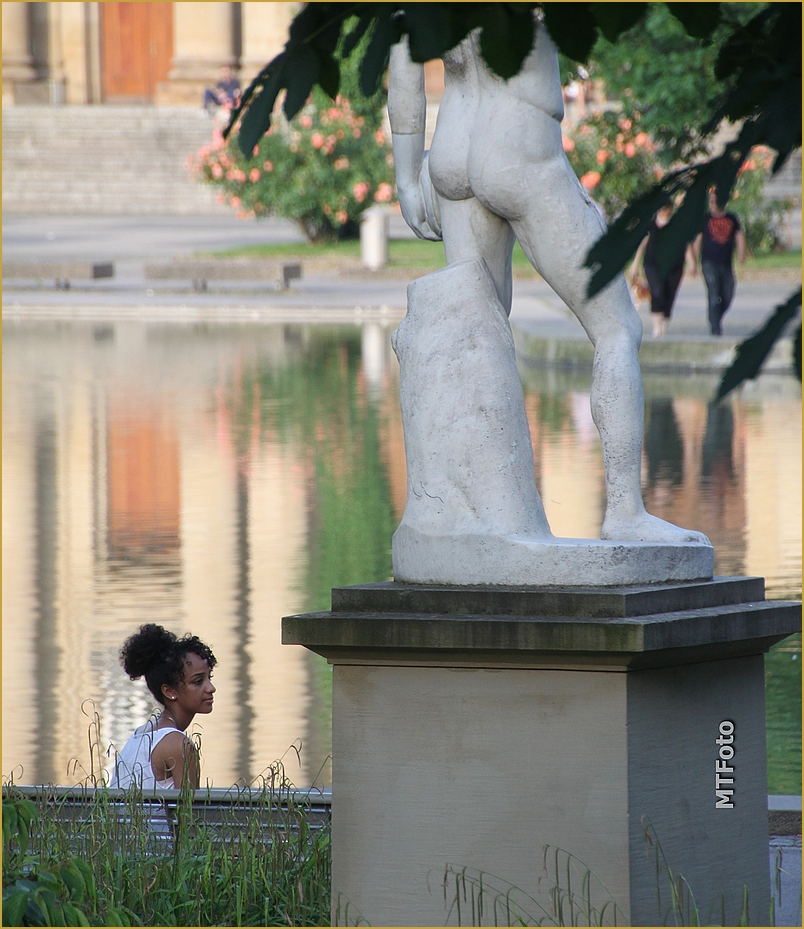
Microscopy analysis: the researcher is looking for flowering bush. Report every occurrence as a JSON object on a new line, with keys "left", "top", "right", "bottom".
{"left": 729, "top": 146, "right": 795, "bottom": 254}
{"left": 189, "top": 61, "right": 396, "bottom": 242}
{"left": 564, "top": 110, "right": 661, "bottom": 221}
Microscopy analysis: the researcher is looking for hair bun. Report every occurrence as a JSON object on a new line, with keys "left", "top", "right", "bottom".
{"left": 120, "top": 623, "right": 177, "bottom": 680}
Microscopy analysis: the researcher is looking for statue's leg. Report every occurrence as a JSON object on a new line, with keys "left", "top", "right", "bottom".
{"left": 438, "top": 196, "right": 516, "bottom": 314}
{"left": 503, "top": 147, "right": 709, "bottom": 544}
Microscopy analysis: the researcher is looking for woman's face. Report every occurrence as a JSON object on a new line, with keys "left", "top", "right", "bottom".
{"left": 172, "top": 651, "right": 216, "bottom": 716}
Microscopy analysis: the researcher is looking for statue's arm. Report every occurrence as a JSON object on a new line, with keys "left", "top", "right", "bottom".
{"left": 388, "top": 38, "right": 441, "bottom": 241}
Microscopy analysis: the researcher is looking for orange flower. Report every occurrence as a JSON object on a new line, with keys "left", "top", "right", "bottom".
{"left": 596, "top": 149, "right": 608, "bottom": 165}
{"left": 624, "top": 143, "right": 636, "bottom": 158}
{"left": 562, "top": 135, "right": 575, "bottom": 152}
{"left": 580, "top": 171, "right": 601, "bottom": 189}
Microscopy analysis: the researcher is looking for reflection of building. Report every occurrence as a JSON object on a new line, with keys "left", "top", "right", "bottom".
{"left": 2, "top": 2, "right": 294, "bottom": 106}
{"left": 2, "top": 322, "right": 313, "bottom": 787}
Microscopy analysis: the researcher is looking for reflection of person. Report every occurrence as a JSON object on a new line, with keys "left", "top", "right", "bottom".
{"left": 203, "top": 64, "right": 241, "bottom": 112}
{"left": 693, "top": 190, "right": 746, "bottom": 336}
{"left": 630, "top": 205, "right": 696, "bottom": 338}
{"left": 388, "top": 23, "right": 708, "bottom": 545}
{"left": 109, "top": 624, "right": 217, "bottom": 790}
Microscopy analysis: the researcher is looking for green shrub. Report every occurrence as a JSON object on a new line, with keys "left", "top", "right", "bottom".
{"left": 564, "top": 109, "right": 662, "bottom": 221}
{"left": 189, "top": 32, "right": 396, "bottom": 243}
{"left": 729, "top": 146, "right": 795, "bottom": 255}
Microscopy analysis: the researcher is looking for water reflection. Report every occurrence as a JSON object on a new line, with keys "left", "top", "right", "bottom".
{"left": 2, "top": 319, "right": 800, "bottom": 792}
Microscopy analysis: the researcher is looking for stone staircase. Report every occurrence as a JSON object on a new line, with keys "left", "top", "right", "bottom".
{"left": 3, "top": 106, "right": 230, "bottom": 215}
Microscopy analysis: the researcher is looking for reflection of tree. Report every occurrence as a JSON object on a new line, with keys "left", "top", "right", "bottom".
{"left": 220, "top": 327, "right": 397, "bottom": 786}
{"left": 238, "top": 328, "right": 397, "bottom": 613}
{"left": 701, "top": 402, "right": 735, "bottom": 484}
{"left": 644, "top": 398, "right": 684, "bottom": 489}
{"left": 765, "top": 634, "right": 802, "bottom": 795}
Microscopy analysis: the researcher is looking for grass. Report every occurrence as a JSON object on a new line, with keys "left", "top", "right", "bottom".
{"left": 202, "top": 237, "right": 801, "bottom": 278}
{"left": 2, "top": 770, "right": 331, "bottom": 927}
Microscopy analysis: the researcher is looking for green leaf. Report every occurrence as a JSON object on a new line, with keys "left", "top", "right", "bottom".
{"left": 2, "top": 888, "right": 30, "bottom": 926}
{"left": 714, "top": 289, "right": 802, "bottom": 402}
{"left": 282, "top": 43, "right": 320, "bottom": 119}
{"left": 590, "top": 2, "right": 648, "bottom": 43}
{"left": 3, "top": 803, "right": 18, "bottom": 846}
{"left": 317, "top": 52, "right": 341, "bottom": 100}
{"left": 359, "top": 13, "right": 395, "bottom": 97}
{"left": 60, "top": 903, "right": 90, "bottom": 927}
{"left": 104, "top": 908, "right": 130, "bottom": 927}
{"left": 403, "top": 2, "right": 461, "bottom": 63}
{"left": 666, "top": 2, "right": 721, "bottom": 41}
{"left": 58, "top": 862, "right": 87, "bottom": 904}
{"left": 474, "top": 4, "right": 535, "bottom": 80}
{"left": 341, "top": 13, "right": 373, "bottom": 60}
{"left": 238, "top": 56, "right": 287, "bottom": 157}
{"left": 541, "top": 3, "right": 598, "bottom": 63}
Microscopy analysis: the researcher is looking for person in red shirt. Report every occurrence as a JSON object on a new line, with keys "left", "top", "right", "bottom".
{"left": 693, "top": 189, "right": 747, "bottom": 336}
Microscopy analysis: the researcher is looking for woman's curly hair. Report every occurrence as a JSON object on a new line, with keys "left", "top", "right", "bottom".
{"left": 120, "top": 623, "right": 217, "bottom": 705}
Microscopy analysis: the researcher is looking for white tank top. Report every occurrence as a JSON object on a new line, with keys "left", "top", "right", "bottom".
{"left": 109, "top": 720, "right": 182, "bottom": 790}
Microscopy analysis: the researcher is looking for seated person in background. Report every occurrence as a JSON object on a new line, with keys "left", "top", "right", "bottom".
{"left": 109, "top": 624, "right": 217, "bottom": 791}
{"left": 203, "top": 64, "right": 241, "bottom": 113}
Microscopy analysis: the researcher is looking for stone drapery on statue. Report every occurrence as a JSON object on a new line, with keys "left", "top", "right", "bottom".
{"left": 387, "top": 20, "right": 713, "bottom": 586}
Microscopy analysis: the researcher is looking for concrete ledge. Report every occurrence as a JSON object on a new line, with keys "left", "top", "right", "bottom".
{"left": 3, "top": 260, "right": 114, "bottom": 289}
{"left": 144, "top": 258, "right": 302, "bottom": 291}
{"left": 332, "top": 576, "right": 765, "bottom": 618}
{"left": 283, "top": 580, "right": 801, "bottom": 670}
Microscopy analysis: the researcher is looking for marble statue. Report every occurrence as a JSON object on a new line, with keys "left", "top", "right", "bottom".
{"left": 387, "top": 20, "right": 713, "bottom": 586}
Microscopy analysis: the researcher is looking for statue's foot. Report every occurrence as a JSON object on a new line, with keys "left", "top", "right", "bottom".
{"left": 601, "top": 511, "right": 711, "bottom": 546}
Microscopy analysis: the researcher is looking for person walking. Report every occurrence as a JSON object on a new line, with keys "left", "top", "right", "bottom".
{"left": 693, "top": 189, "right": 746, "bottom": 336}
{"left": 630, "top": 205, "right": 696, "bottom": 338}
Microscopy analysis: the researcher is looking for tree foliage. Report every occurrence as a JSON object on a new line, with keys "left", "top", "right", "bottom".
{"left": 226, "top": 2, "right": 801, "bottom": 398}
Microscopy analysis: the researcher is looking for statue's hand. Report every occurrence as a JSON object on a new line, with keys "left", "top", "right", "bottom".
{"left": 398, "top": 183, "right": 442, "bottom": 242}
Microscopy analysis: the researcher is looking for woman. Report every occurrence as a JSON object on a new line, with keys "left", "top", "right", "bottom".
{"left": 630, "top": 205, "right": 695, "bottom": 338}
{"left": 109, "top": 624, "right": 216, "bottom": 791}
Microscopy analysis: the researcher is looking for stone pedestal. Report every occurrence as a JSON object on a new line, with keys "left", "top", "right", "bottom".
{"left": 283, "top": 578, "right": 800, "bottom": 926}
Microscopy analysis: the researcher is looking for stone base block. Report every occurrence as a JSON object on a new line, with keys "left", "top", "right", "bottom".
{"left": 283, "top": 579, "right": 801, "bottom": 926}
{"left": 393, "top": 524, "right": 714, "bottom": 587}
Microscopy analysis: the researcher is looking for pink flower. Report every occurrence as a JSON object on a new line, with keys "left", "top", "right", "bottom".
{"left": 352, "top": 129, "right": 361, "bottom": 139}
{"left": 334, "top": 157, "right": 350, "bottom": 170}
{"left": 311, "top": 132, "right": 325, "bottom": 149}
{"left": 212, "top": 163, "right": 223, "bottom": 179}
{"left": 328, "top": 108, "right": 342, "bottom": 120}
{"left": 580, "top": 171, "right": 601, "bottom": 189}
{"left": 374, "top": 182, "right": 393, "bottom": 203}
{"left": 624, "top": 143, "right": 636, "bottom": 158}
{"left": 352, "top": 181, "right": 369, "bottom": 203}
{"left": 618, "top": 118, "right": 632, "bottom": 131}
{"left": 300, "top": 115, "right": 313, "bottom": 128}
{"left": 226, "top": 169, "right": 237, "bottom": 180}
{"left": 263, "top": 160, "right": 273, "bottom": 172}
{"left": 374, "top": 129, "right": 386, "bottom": 145}
{"left": 252, "top": 145, "right": 259, "bottom": 156}
{"left": 562, "top": 135, "right": 575, "bottom": 152}
{"left": 634, "top": 132, "right": 649, "bottom": 147}
{"left": 335, "top": 209, "right": 348, "bottom": 224}
{"left": 234, "top": 169, "right": 246, "bottom": 182}
{"left": 230, "top": 196, "right": 241, "bottom": 208}
{"left": 596, "top": 149, "right": 608, "bottom": 165}
{"left": 249, "top": 168, "right": 261, "bottom": 182}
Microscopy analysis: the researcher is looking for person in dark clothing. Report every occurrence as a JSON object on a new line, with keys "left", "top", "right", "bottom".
{"left": 203, "top": 65, "right": 241, "bottom": 112}
{"left": 629, "top": 205, "right": 695, "bottom": 338}
{"left": 693, "top": 189, "right": 746, "bottom": 336}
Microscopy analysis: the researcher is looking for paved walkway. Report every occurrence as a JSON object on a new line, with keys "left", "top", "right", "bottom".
{"left": 3, "top": 213, "right": 800, "bottom": 348}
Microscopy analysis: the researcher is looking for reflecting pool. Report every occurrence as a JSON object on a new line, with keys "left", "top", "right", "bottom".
{"left": 3, "top": 318, "right": 801, "bottom": 793}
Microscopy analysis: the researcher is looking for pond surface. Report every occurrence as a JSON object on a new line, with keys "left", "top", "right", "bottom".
{"left": 2, "top": 318, "right": 800, "bottom": 793}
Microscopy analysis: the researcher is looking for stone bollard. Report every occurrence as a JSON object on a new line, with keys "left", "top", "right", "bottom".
{"left": 360, "top": 206, "right": 389, "bottom": 270}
